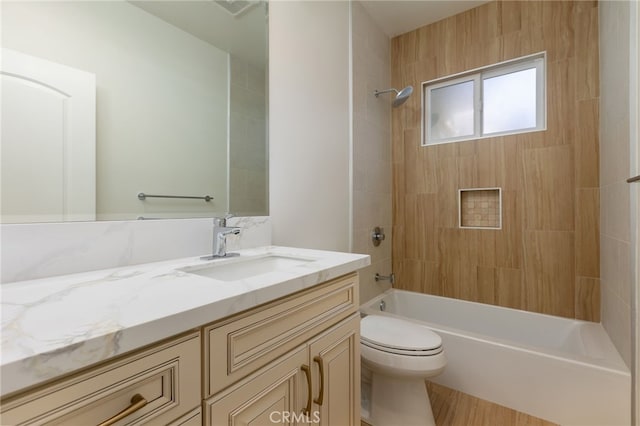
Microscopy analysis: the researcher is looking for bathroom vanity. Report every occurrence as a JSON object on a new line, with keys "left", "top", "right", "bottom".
{"left": 0, "top": 246, "right": 369, "bottom": 425}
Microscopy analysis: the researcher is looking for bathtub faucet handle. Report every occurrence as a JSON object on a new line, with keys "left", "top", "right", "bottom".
{"left": 372, "top": 227, "right": 386, "bottom": 246}
{"left": 375, "top": 272, "right": 395, "bottom": 285}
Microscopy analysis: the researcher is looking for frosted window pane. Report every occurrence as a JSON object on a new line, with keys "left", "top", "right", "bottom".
{"left": 483, "top": 68, "right": 537, "bottom": 134}
{"left": 429, "top": 80, "right": 474, "bottom": 141}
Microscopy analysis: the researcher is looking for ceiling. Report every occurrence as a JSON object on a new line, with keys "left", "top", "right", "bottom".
{"left": 131, "top": 1, "right": 488, "bottom": 67}
{"left": 131, "top": 1, "right": 267, "bottom": 68}
{"left": 360, "top": 0, "right": 490, "bottom": 38}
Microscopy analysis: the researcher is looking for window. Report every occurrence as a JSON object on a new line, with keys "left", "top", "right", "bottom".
{"left": 422, "top": 53, "right": 545, "bottom": 146}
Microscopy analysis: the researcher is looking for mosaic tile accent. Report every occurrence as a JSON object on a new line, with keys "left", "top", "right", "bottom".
{"left": 460, "top": 189, "right": 501, "bottom": 228}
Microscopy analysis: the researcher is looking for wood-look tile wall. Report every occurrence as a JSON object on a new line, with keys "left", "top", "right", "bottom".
{"left": 391, "top": 0, "right": 600, "bottom": 320}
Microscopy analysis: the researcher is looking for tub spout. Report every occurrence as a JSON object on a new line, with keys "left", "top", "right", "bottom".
{"left": 379, "top": 300, "right": 386, "bottom": 311}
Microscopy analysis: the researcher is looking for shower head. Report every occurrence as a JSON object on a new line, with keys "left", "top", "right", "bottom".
{"left": 374, "top": 85, "right": 413, "bottom": 107}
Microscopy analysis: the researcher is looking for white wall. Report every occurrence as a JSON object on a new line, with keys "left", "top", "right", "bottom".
{"left": 2, "top": 2, "right": 229, "bottom": 220}
{"left": 351, "top": 2, "right": 393, "bottom": 303}
{"left": 269, "top": 0, "right": 351, "bottom": 252}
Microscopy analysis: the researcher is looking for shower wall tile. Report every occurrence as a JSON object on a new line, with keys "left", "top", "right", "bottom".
{"left": 501, "top": 139, "right": 523, "bottom": 192}
{"left": 546, "top": 59, "right": 577, "bottom": 145}
{"left": 422, "top": 261, "right": 442, "bottom": 295}
{"left": 602, "top": 286, "right": 632, "bottom": 367}
{"left": 352, "top": 1, "right": 393, "bottom": 304}
{"left": 601, "top": 234, "right": 631, "bottom": 305}
{"left": 478, "top": 1, "right": 501, "bottom": 41}
{"left": 501, "top": 1, "right": 522, "bottom": 34}
{"left": 575, "top": 188, "right": 600, "bottom": 278}
{"left": 599, "top": 0, "right": 632, "bottom": 366}
{"left": 458, "top": 156, "right": 479, "bottom": 189}
{"left": 477, "top": 230, "right": 497, "bottom": 268}
{"left": 403, "top": 129, "right": 436, "bottom": 194}
{"left": 495, "top": 190, "right": 522, "bottom": 269}
{"left": 229, "top": 55, "right": 267, "bottom": 216}
{"left": 402, "top": 259, "right": 423, "bottom": 291}
{"left": 574, "top": 2, "right": 599, "bottom": 101}
{"left": 476, "top": 139, "right": 499, "bottom": 188}
{"left": 575, "top": 99, "right": 600, "bottom": 189}
{"left": 496, "top": 267, "right": 524, "bottom": 310}
{"left": 435, "top": 157, "right": 460, "bottom": 229}
{"left": 522, "top": 145, "right": 575, "bottom": 231}
{"left": 476, "top": 266, "right": 497, "bottom": 305}
{"left": 542, "top": 1, "right": 575, "bottom": 62}
{"left": 392, "top": 225, "right": 404, "bottom": 267}
{"left": 502, "top": 26, "right": 545, "bottom": 62}
{"left": 575, "top": 277, "right": 600, "bottom": 322}
{"left": 604, "top": 181, "right": 631, "bottom": 242}
{"left": 392, "top": 167, "right": 406, "bottom": 222}
{"left": 523, "top": 230, "right": 575, "bottom": 318}
{"left": 392, "top": 0, "right": 599, "bottom": 320}
{"left": 403, "top": 194, "right": 423, "bottom": 259}
{"left": 419, "top": 193, "right": 439, "bottom": 262}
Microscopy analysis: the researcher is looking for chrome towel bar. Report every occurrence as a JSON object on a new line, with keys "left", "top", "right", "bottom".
{"left": 627, "top": 175, "right": 640, "bottom": 183}
{"left": 137, "top": 192, "right": 213, "bottom": 202}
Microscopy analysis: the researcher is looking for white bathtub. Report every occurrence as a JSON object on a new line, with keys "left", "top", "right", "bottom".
{"left": 360, "top": 289, "right": 631, "bottom": 426}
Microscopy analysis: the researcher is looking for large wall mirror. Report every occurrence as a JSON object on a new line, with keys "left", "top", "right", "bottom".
{"left": 1, "top": 0, "right": 268, "bottom": 223}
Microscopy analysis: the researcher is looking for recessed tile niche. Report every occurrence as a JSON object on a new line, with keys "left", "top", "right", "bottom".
{"left": 459, "top": 188, "right": 502, "bottom": 229}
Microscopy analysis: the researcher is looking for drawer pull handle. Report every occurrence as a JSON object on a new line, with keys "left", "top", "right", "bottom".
{"left": 97, "top": 393, "right": 148, "bottom": 426}
{"left": 301, "top": 364, "right": 312, "bottom": 415}
{"left": 313, "top": 356, "right": 324, "bottom": 406}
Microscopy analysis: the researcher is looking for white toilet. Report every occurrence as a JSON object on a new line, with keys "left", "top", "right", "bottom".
{"left": 360, "top": 315, "right": 446, "bottom": 426}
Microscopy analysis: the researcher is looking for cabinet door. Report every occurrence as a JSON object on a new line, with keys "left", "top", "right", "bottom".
{"left": 168, "top": 408, "right": 201, "bottom": 426}
{"left": 308, "top": 314, "right": 360, "bottom": 426}
{"left": 205, "top": 345, "right": 310, "bottom": 426}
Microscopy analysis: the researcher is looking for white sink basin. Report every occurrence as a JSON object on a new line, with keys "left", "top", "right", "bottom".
{"left": 182, "top": 255, "right": 316, "bottom": 282}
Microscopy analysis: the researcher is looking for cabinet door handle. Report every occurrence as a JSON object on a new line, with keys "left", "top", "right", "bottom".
{"left": 97, "top": 393, "right": 148, "bottom": 426}
{"left": 301, "top": 364, "right": 312, "bottom": 415}
{"left": 313, "top": 356, "right": 324, "bottom": 406}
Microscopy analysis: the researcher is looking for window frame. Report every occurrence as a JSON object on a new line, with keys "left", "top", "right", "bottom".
{"left": 421, "top": 52, "right": 546, "bottom": 146}
{"left": 425, "top": 74, "right": 481, "bottom": 144}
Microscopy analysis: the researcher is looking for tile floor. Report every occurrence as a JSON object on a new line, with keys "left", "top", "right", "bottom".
{"left": 361, "top": 381, "right": 557, "bottom": 426}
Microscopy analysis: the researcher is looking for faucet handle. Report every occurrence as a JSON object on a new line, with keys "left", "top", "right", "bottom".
{"left": 213, "top": 213, "right": 234, "bottom": 227}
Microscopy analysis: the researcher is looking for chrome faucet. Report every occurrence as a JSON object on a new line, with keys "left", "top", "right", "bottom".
{"left": 201, "top": 215, "right": 241, "bottom": 260}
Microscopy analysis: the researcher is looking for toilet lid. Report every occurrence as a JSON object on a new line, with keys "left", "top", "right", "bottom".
{"left": 361, "top": 315, "right": 442, "bottom": 352}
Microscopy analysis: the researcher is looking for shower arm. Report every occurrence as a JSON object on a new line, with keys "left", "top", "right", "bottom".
{"left": 374, "top": 88, "right": 399, "bottom": 97}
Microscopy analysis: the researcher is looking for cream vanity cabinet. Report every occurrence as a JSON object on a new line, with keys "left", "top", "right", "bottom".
{"left": 1, "top": 273, "right": 360, "bottom": 426}
{"left": 0, "top": 333, "right": 202, "bottom": 425}
{"left": 203, "top": 273, "right": 360, "bottom": 426}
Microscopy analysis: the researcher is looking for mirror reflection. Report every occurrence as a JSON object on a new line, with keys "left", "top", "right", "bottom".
{"left": 1, "top": 0, "right": 268, "bottom": 223}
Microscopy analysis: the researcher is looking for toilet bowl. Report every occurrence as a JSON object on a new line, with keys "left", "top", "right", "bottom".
{"left": 360, "top": 315, "right": 446, "bottom": 426}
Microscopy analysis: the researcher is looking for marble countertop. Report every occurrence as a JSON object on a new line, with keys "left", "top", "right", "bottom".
{"left": 1, "top": 246, "right": 370, "bottom": 397}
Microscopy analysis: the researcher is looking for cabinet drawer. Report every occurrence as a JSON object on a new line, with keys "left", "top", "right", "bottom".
{"left": 1, "top": 332, "right": 201, "bottom": 425}
{"left": 204, "top": 273, "right": 358, "bottom": 396}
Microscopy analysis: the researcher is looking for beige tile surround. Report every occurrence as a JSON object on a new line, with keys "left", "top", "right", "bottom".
{"left": 391, "top": 1, "right": 601, "bottom": 321}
